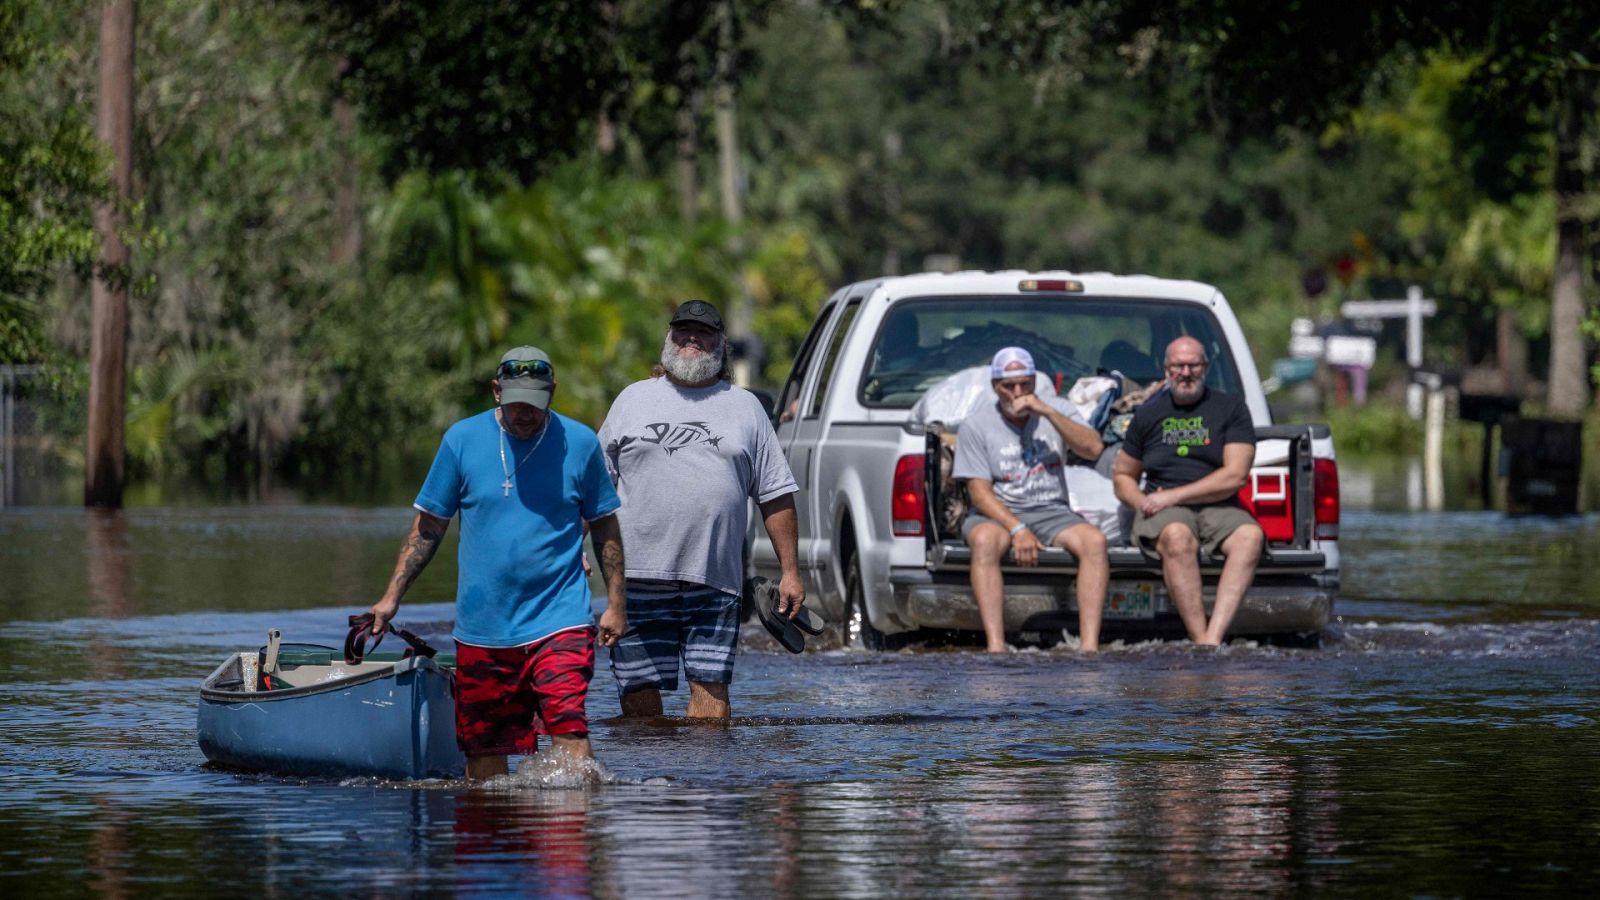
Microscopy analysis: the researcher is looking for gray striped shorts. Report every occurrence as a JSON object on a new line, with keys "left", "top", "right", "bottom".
{"left": 608, "top": 578, "right": 740, "bottom": 695}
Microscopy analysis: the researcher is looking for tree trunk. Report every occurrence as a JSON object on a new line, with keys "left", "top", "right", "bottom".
{"left": 714, "top": 0, "right": 755, "bottom": 385}
{"left": 86, "top": 0, "right": 135, "bottom": 509}
{"left": 331, "top": 58, "right": 361, "bottom": 268}
{"left": 715, "top": 3, "right": 741, "bottom": 229}
{"left": 1496, "top": 306, "right": 1527, "bottom": 397}
{"left": 714, "top": 77, "right": 740, "bottom": 226}
{"left": 1548, "top": 68, "right": 1591, "bottom": 418}
{"left": 675, "top": 90, "right": 700, "bottom": 224}
{"left": 332, "top": 93, "right": 361, "bottom": 267}
{"left": 596, "top": 1, "right": 619, "bottom": 156}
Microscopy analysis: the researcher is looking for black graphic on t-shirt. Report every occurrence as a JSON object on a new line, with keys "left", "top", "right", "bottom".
{"left": 638, "top": 421, "right": 723, "bottom": 455}
{"left": 1125, "top": 387, "right": 1254, "bottom": 489}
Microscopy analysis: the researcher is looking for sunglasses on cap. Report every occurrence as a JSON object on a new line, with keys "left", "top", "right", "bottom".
{"left": 497, "top": 359, "right": 554, "bottom": 381}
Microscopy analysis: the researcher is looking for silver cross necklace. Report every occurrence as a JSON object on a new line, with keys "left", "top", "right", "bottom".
{"left": 497, "top": 411, "right": 548, "bottom": 497}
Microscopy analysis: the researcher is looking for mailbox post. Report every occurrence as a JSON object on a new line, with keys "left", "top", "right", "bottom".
{"left": 1342, "top": 286, "right": 1438, "bottom": 418}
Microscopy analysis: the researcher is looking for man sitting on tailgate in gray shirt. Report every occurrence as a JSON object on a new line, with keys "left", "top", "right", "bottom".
{"left": 954, "top": 347, "right": 1109, "bottom": 653}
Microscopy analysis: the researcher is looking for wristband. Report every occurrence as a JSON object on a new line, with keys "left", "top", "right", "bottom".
{"left": 1008, "top": 522, "right": 1028, "bottom": 536}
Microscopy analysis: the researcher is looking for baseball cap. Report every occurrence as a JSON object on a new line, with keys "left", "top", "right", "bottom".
{"left": 496, "top": 346, "right": 554, "bottom": 410}
{"left": 990, "top": 346, "right": 1036, "bottom": 380}
{"left": 670, "top": 299, "right": 724, "bottom": 332}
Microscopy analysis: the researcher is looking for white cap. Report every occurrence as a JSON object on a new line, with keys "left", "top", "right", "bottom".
{"left": 990, "top": 346, "right": 1036, "bottom": 380}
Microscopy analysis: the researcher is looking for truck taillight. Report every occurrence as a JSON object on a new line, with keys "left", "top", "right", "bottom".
{"left": 892, "top": 454, "right": 925, "bottom": 537}
{"left": 1313, "top": 457, "right": 1340, "bottom": 540}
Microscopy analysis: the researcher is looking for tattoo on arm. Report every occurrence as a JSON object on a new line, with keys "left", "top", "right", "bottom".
{"left": 392, "top": 517, "right": 447, "bottom": 593}
{"left": 599, "top": 538, "right": 624, "bottom": 585}
{"left": 589, "top": 516, "right": 625, "bottom": 586}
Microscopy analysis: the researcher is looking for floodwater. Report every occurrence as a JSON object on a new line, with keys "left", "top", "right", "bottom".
{"left": 3, "top": 470, "right": 1600, "bottom": 896}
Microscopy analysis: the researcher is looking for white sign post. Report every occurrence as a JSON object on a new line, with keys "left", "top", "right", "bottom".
{"left": 1341, "top": 285, "right": 1438, "bottom": 418}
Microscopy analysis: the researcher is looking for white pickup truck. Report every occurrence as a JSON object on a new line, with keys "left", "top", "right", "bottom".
{"left": 747, "top": 271, "right": 1340, "bottom": 648}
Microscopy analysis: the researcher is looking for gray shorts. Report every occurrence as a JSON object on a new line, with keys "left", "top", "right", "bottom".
{"left": 963, "top": 507, "right": 1089, "bottom": 546}
{"left": 1131, "top": 502, "right": 1258, "bottom": 558}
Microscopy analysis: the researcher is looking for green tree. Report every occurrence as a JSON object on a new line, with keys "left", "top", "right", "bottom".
{"left": 295, "top": 0, "right": 620, "bottom": 183}
{"left": 1353, "top": 55, "right": 1555, "bottom": 389}
{"left": 733, "top": 1, "right": 1407, "bottom": 369}
{"left": 1108, "top": 0, "right": 1600, "bottom": 413}
{"left": 371, "top": 159, "right": 834, "bottom": 425}
{"left": 0, "top": 0, "right": 103, "bottom": 364}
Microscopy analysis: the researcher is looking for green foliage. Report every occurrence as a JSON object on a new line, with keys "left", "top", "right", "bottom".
{"left": 1329, "top": 398, "right": 1493, "bottom": 458}
{"left": 1101, "top": 0, "right": 1600, "bottom": 405}
{"left": 0, "top": 0, "right": 103, "bottom": 364}
{"left": 1324, "top": 401, "right": 1426, "bottom": 455}
{"left": 11, "top": 0, "right": 447, "bottom": 485}
{"left": 5, "top": 0, "right": 1595, "bottom": 496}
{"left": 1353, "top": 55, "right": 1556, "bottom": 350}
{"left": 372, "top": 160, "right": 834, "bottom": 427}
{"left": 109, "top": 0, "right": 359, "bottom": 480}
{"left": 736, "top": 1, "right": 1408, "bottom": 369}
{"left": 1588, "top": 309, "right": 1600, "bottom": 389}
{"left": 299, "top": 0, "right": 619, "bottom": 183}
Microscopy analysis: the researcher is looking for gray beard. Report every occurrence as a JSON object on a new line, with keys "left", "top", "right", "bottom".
{"left": 660, "top": 335, "right": 723, "bottom": 384}
{"left": 1170, "top": 382, "right": 1204, "bottom": 404}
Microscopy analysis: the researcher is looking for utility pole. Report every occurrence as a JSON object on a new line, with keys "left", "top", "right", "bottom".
{"left": 86, "top": 0, "right": 135, "bottom": 508}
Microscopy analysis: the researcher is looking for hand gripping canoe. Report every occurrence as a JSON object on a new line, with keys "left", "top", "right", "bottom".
{"left": 344, "top": 613, "right": 440, "bottom": 665}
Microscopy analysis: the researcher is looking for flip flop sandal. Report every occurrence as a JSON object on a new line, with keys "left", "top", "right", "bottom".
{"left": 747, "top": 576, "right": 805, "bottom": 654}
{"left": 792, "top": 602, "right": 825, "bottom": 636}
{"left": 745, "top": 577, "right": 826, "bottom": 636}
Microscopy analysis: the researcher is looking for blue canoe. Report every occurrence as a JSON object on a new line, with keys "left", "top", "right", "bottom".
{"left": 197, "top": 644, "right": 465, "bottom": 780}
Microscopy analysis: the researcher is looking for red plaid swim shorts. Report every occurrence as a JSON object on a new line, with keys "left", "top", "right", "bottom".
{"left": 454, "top": 627, "right": 595, "bottom": 757}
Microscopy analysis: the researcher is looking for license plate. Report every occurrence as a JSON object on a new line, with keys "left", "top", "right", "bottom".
{"left": 1105, "top": 582, "right": 1156, "bottom": 620}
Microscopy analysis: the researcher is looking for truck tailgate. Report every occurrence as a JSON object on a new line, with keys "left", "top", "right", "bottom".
{"left": 926, "top": 422, "right": 1329, "bottom": 573}
{"left": 930, "top": 542, "right": 1326, "bottom": 575}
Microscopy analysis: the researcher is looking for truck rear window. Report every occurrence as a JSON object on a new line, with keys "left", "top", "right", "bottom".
{"left": 858, "top": 295, "right": 1245, "bottom": 408}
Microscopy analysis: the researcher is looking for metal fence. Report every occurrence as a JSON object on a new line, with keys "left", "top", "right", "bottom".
{"left": 1, "top": 365, "right": 43, "bottom": 507}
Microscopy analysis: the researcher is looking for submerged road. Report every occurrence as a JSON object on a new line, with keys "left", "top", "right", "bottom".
{"left": 2, "top": 505, "right": 1598, "bottom": 895}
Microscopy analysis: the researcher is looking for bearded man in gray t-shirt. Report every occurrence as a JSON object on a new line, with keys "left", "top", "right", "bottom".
{"left": 597, "top": 299, "right": 803, "bottom": 719}
{"left": 953, "top": 347, "right": 1110, "bottom": 653}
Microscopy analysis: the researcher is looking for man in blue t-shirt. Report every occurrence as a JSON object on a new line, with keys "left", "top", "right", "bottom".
{"left": 1112, "top": 336, "right": 1263, "bottom": 646}
{"left": 366, "top": 346, "right": 626, "bottom": 779}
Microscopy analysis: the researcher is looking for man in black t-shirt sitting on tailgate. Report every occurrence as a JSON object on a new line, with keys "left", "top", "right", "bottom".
{"left": 1112, "top": 336, "right": 1264, "bottom": 646}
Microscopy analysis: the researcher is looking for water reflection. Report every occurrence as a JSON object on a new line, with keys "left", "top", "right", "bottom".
{"left": 86, "top": 509, "right": 131, "bottom": 618}
{"left": 1340, "top": 449, "right": 1598, "bottom": 514}
{"left": 90, "top": 796, "right": 131, "bottom": 900}
{"left": 454, "top": 790, "right": 595, "bottom": 897}
{"left": 759, "top": 754, "right": 1343, "bottom": 895}
{"left": 87, "top": 509, "right": 131, "bottom": 683}
{"left": 1134, "top": 759, "right": 1301, "bottom": 894}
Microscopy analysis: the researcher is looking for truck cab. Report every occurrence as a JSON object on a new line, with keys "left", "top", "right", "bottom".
{"left": 748, "top": 271, "right": 1340, "bottom": 648}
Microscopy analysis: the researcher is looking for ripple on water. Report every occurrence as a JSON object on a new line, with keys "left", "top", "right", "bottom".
{"left": 3, "top": 505, "right": 1600, "bottom": 894}
{"left": 1327, "top": 618, "right": 1600, "bottom": 656}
